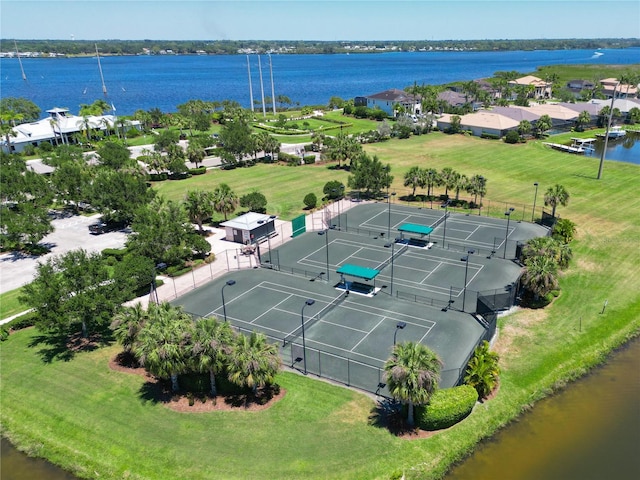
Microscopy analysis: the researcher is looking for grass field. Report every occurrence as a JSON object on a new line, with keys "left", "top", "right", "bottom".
{"left": 1, "top": 131, "right": 639, "bottom": 479}
{"left": 0, "top": 288, "right": 28, "bottom": 320}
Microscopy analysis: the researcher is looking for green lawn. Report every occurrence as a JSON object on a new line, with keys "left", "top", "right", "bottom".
{"left": 2, "top": 131, "right": 639, "bottom": 479}
{"left": 0, "top": 288, "right": 28, "bottom": 320}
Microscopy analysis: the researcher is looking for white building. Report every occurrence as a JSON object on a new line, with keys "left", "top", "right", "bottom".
{"left": 1, "top": 107, "right": 141, "bottom": 154}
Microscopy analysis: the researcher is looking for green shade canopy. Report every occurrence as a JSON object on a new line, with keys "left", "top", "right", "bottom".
{"left": 398, "top": 223, "right": 434, "bottom": 236}
{"left": 336, "top": 264, "right": 380, "bottom": 281}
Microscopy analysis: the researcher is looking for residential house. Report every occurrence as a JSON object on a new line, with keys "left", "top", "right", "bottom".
{"left": 566, "top": 79, "right": 596, "bottom": 98}
{"left": 508, "top": 75, "right": 553, "bottom": 100}
{"left": 364, "top": 89, "right": 421, "bottom": 117}
{"left": 599, "top": 78, "right": 638, "bottom": 99}
{"left": 0, "top": 107, "right": 142, "bottom": 154}
{"left": 436, "top": 112, "right": 519, "bottom": 138}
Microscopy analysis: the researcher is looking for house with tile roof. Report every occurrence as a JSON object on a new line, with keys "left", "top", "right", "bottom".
{"left": 436, "top": 111, "right": 520, "bottom": 138}
{"left": 599, "top": 78, "right": 638, "bottom": 99}
{"left": 508, "top": 75, "right": 552, "bottom": 100}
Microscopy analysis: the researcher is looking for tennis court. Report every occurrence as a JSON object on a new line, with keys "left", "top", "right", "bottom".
{"left": 175, "top": 267, "right": 485, "bottom": 392}
{"left": 336, "top": 202, "right": 548, "bottom": 258}
{"left": 173, "top": 202, "right": 547, "bottom": 395}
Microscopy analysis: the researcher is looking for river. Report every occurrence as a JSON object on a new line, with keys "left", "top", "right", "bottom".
{"left": 3, "top": 337, "right": 638, "bottom": 479}
{"left": 1, "top": 48, "right": 638, "bottom": 116}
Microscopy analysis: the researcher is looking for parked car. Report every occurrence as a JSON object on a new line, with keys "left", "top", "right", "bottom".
{"left": 88, "top": 221, "right": 126, "bottom": 235}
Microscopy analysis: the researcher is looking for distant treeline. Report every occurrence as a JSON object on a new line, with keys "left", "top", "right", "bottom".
{"left": 4, "top": 38, "right": 640, "bottom": 56}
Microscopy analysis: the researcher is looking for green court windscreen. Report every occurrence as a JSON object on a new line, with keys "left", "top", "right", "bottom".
{"left": 292, "top": 214, "right": 306, "bottom": 238}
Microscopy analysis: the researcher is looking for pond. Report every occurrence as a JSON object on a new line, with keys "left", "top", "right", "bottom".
{"left": 445, "top": 337, "right": 640, "bottom": 480}
{"left": 584, "top": 130, "right": 640, "bottom": 165}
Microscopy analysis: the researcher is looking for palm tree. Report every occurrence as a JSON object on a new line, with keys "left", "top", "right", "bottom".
{"left": 227, "top": 331, "right": 281, "bottom": 394}
{"left": 522, "top": 255, "right": 558, "bottom": 300}
{"left": 384, "top": 341, "right": 442, "bottom": 427}
{"left": 466, "top": 174, "right": 487, "bottom": 207}
{"left": 191, "top": 317, "right": 235, "bottom": 396}
{"left": 186, "top": 141, "right": 206, "bottom": 168}
{"left": 534, "top": 114, "right": 552, "bottom": 138}
{"left": 0, "top": 110, "right": 22, "bottom": 153}
{"left": 424, "top": 168, "right": 439, "bottom": 198}
{"left": 575, "top": 110, "right": 592, "bottom": 132}
{"left": 184, "top": 189, "right": 215, "bottom": 232}
{"left": 552, "top": 218, "right": 576, "bottom": 244}
{"left": 133, "top": 303, "right": 194, "bottom": 392}
{"left": 110, "top": 303, "right": 148, "bottom": 355}
{"left": 439, "top": 167, "right": 457, "bottom": 199}
{"left": 453, "top": 173, "right": 468, "bottom": 201}
{"left": 213, "top": 183, "right": 239, "bottom": 221}
{"left": 464, "top": 340, "right": 500, "bottom": 399}
{"left": 403, "top": 166, "right": 426, "bottom": 198}
{"left": 544, "top": 184, "right": 570, "bottom": 218}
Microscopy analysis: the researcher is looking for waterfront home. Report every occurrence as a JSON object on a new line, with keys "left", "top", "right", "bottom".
{"left": 362, "top": 88, "right": 421, "bottom": 117}
{"left": 508, "top": 75, "right": 553, "bottom": 100}
{"left": 0, "top": 107, "right": 142, "bottom": 154}
{"left": 437, "top": 111, "right": 519, "bottom": 138}
{"left": 599, "top": 77, "right": 639, "bottom": 99}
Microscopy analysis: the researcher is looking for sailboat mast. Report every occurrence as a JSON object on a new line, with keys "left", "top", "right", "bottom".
{"left": 247, "top": 55, "right": 254, "bottom": 112}
{"left": 15, "top": 40, "right": 27, "bottom": 81}
{"left": 258, "top": 55, "right": 266, "bottom": 118}
{"left": 268, "top": 53, "right": 276, "bottom": 115}
{"left": 95, "top": 43, "right": 108, "bottom": 96}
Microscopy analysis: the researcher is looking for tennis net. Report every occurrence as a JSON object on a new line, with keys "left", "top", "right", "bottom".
{"left": 430, "top": 211, "right": 450, "bottom": 229}
{"left": 375, "top": 243, "right": 408, "bottom": 271}
{"left": 283, "top": 291, "right": 348, "bottom": 345}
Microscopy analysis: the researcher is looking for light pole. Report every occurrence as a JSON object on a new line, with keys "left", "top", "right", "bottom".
{"left": 385, "top": 241, "right": 396, "bottom": 295}
{"left": 477, "top": 175, "right": 485, "bottom": 216}
{"left": 441, "top": 200, "right": 450, "bottom": 247}
{"left": 318, "top": 228, "right": 331, "bottom": 283}
{"left": 461, "top": 249, "right": 475, "bottom": 312}
{"left": 387, "top": 191, "right": 396, "bottom": 238}
{"left": 503, "top": 207, "right": 514, "bottom": 259}
{"left": 301, "top": 298, "right": 315, "bottom": 374}
{"left": 393, "top": 321, "right": 406, "bottom": 345}
{"left": 221, "top": 279, "right": 236, "bottom": 322}
{"left": 532, "top": 182, "right": 539, "bottom": 223}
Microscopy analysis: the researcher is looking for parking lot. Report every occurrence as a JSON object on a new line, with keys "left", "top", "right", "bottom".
{"left": 0, "top": 213, "right": 128, "bottom": 294}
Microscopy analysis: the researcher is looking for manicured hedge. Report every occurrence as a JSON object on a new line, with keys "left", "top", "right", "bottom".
{"left": 417, "top": 385, "right": 478, "bottom": 431}
{"left": 102, "top": 248, "right": 128, "bottom": 260}
{"left": 189, "top": 167, "right": 207, "bottom": 175}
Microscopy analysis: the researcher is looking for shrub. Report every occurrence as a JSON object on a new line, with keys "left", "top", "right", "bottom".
{"left": 102, "top": 248, "right": 128, "bottom": 261}
{"left": 189, "top": 167, "right": 207, "bottom": 175}
{"left": 302, "top": 155, "right": 316, "bottom": 164}
{"left": 481, "top": 132, "right": 500, "bottom": 140}
{"left": 149, "top": 172, "right": 168, "bottom": 181}
{"left": 0, "top": 327, "right": 9, "bottom": 341}
{"left": 5, "top": 311, "right": 37, "bottom": 331}
{"left": 166, "top": 264, "right": 192, "bottom": 277}
{"left": 303, "top": 192, "right": 317, "bottom": 209}
{"left": 504, "top": 130, "right": 521, "bottom": 144}
{"left": 417, "top": 385, "right": 478, "bottom": 431}
{"left": 204, "top": 253, "right": 216, "bottom": 264}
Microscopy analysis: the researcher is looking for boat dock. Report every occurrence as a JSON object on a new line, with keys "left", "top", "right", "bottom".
{"left": 544, "top": 138, "right": 595, "bottom": 154}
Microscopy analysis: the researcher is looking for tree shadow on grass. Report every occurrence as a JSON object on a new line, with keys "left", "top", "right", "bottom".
{"left": 368, "top": 398, "right": 420, "bottom": 437}
{"left": 138, "top": 379, "right": 174, "bottom": 405}
{"left": 27, "top": 330, "right": 105, "bottom": 363}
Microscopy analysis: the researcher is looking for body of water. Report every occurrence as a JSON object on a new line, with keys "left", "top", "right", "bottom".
{"left": 445, "top": 337, "right": 640, "bottom": 480}
{"left": 585, "top": 132, "right": 640, "bottom": 165}
{"left": 2, "top": 48, "right": 639, "bottom": 116}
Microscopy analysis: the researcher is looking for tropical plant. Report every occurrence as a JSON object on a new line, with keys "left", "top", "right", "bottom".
{"left": 464, "top": 340, "right": 500, "bottom": 399}
{"left": 184, "top": 189, "right": 215, "bottom": 232}
{"left": 552, "top": 218, "right": 577, "bottom": 244}
{"left": 534, "top": 114, "right": 553, "bottom": 138}
{"left": 191, "top": 317, "right": 235, "bottom": 396}
{"left": 110, "top": 303, "right": 148, "bottom": 354}
{"left": 227, "top": 331, "right": 281, "bottom": 394}
{"left": 521, "top": 255, "right": 559, "bottom": 300}
{"left": 384, "top": 341, "right": 442, "bottom": 427}
{"left": 133, "top": 303, "right": 194, "bottom": 392}
{"left": 544, "top": 184, "right": 570, "bottom": 218}
{"left": 439, "top": 167, "right": 457, "bottom": 198}
{"left": 403, "top": 166, "right": 426, "bottom": 198}
{"left": 212, "top": 183, "right": 239, "bottom": 221}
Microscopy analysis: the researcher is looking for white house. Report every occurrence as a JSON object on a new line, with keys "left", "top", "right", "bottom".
{"left": 364, "top": 89, "right": 421, "bottom": 116}
{"left": 508, "top": 75, "right": 553, "bottom": 100}
{"left": 1, "top": 107, "right": 142, "bottom": 154}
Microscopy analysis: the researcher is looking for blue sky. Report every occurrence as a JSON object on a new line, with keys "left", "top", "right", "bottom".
{"left": 2, "top": 0, "right": 639, "bottom": 41}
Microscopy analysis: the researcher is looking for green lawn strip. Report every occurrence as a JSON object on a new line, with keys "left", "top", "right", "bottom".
{"left": 0, "top": 288, "right": 29, "bottom": 319}
{"left": 153, "top": 162, "right": 350, "bottom": 220}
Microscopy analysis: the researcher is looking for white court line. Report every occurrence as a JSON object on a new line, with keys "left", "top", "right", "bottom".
{"left": 255, "top": 295, "right": 294, "bottom": 324}
{"left": 351, "top": 315, "right": 388, "bottom": 351}
{"left": 464, "top": 225, "right": 482, "bottom": 241}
